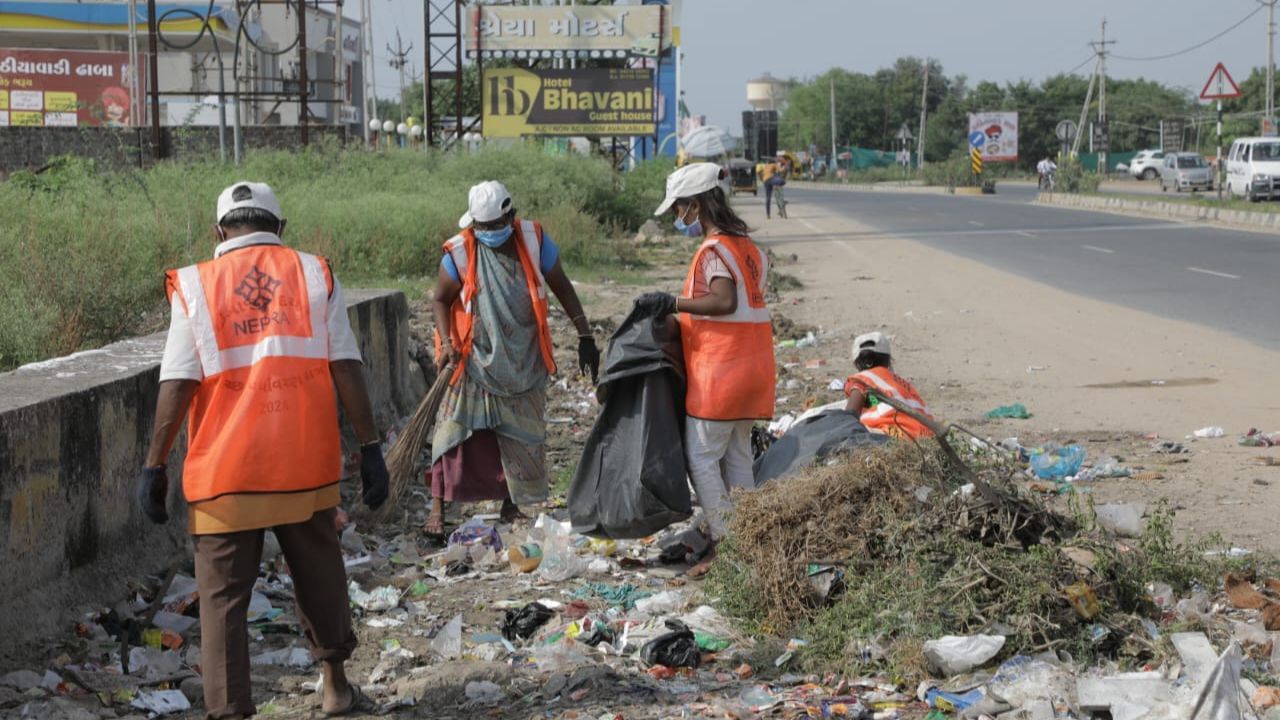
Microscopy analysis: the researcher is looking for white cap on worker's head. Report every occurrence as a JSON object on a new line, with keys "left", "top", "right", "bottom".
{"left": 216, "top": 181, "right": 282, "bottom": 224}
{"left": 654, "top": 162, "right": 726, "bottom": 216}
{"left": 458, "top": 180, "right": 514, "bottom": 228}
{"left": 852, "top": 331, "right": 891, "bottom": 361}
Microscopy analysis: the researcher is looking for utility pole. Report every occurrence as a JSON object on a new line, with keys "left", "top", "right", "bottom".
{"left": 917, "top": 58, "right": 929, "bottom": 168}
{"left": 1090, "top": 20, "right": 1115, "bottom": 174}
{"left": 1266, "top": 0, "right": 1278, "bottom": 132}
{"left": 387, "top": 30, "right": 412, "bottom": 121}
{"left": 1072, "top": 60, "right": 1098, "bottom": 157}
{"left": 829, "top": 75, "right": 837, "bottom": 172}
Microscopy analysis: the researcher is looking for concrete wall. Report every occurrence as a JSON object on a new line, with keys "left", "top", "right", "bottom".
{"left": 0, "top": 289, "right": 425, "bottom": 667}
{"left": 0, "top": 125, "right": 351, "bottom": 175}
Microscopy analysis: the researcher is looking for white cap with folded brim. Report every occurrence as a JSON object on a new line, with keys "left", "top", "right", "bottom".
{"left": 458, "top": 180, "right": 514, "bottom": 228}
{"left": 653, "top": 162, "right": 727, "bottom": 216}
{"left": 216, "top": 181, "right": 282, "bottom": 224}
{"left": 852, "top": 331, "right": 891, "bottom": 360}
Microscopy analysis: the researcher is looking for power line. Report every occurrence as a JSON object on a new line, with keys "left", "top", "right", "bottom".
{"left": 1112, "top": 6, "right": 1262, "bottom": 61}
{"left": 1064, "top": 55, "right": 1095, "bottom": 75}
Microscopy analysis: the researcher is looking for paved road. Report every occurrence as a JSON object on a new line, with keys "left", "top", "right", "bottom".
{"left": 786, "top": 186, "right": 1280, "bottom": 349}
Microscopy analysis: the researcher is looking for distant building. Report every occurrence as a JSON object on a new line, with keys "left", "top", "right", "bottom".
{"left": 0, "top": 0, "right": 365, "bottom": 129}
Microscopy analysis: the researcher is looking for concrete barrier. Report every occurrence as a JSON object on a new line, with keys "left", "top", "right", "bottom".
{"left": 0, "top": 289, "right": 426, "bottom": 666}
{"left": 1036, "top": 192, "right": 1280, "bottom": 233}
{"left": 787, "top": 180, "right": 951, "bottom": 195}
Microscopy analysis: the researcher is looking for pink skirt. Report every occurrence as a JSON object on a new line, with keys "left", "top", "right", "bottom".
{"left": 429, "top": 429, "right": 509, "bottom": 502}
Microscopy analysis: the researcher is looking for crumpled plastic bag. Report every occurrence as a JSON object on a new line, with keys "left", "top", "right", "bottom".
{"left": 923, "top": 634, "right": 1005, "bottom": 677}
{"left": 448, "top": 517, "right": 504, "bottom": 553}
{"left": 640, "top": 619, "right": 702, "bottom": 668}
{"left": 533, "top": 515, "right": 588, "bottom": 583}
{"left": 431, "top": 614, "right": 463, "bottom": 660}
{"left": 501, "top": 602, "right": 555, "bottom": 642}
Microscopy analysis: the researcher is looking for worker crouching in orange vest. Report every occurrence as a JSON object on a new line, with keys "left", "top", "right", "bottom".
{"left": 843, "top": 331, "right": 935, "bottom": 441}
{"left": 638, "top": 163, "right": 776, "bottom": 576}
{"left": 139, "top": 182, "right": 386, "bottom": 719}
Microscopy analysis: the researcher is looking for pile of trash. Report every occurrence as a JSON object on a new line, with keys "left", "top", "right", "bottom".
{"left": 711, "top": 440, "right": 1263, "bottom": 685}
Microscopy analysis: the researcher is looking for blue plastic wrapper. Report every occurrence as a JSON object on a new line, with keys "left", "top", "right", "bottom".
{"left": 1028, "top": 444, "right": 1087, "bottom": 480}
{"left": 447, "top": 517, "right": 504, "bottom": 553}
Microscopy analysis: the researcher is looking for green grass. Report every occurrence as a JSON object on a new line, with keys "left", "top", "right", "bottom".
{"left": 0, "top": 145, "right": 672, "bottom": 371}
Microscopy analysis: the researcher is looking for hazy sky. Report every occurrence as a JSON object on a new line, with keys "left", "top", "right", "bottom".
{"left": 360, "top": 0, "right": 1273, "bottom": 130}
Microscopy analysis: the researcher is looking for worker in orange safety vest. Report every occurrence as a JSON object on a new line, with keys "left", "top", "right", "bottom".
{"left": 843, "top": 331, "right": 935, "bottom": 441}
{"left": 637, "top": 163, "right": 776, "bottom": 575}
{"left": 139, "top": 181, "right": 386, "bottom": 719}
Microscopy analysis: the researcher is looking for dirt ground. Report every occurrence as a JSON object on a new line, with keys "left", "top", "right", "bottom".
{"left": 746, "top": 191, "right": 1280, "bottom": 555}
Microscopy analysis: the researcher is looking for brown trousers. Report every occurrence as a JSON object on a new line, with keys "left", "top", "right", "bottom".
{"left": 193, "top": 508, "right": 356, "bottom": 720}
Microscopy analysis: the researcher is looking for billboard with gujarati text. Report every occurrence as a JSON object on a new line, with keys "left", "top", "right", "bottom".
{"left": 968, "top": 111, "right": 1019, "bottom": 163}
{"left": 0, "top": 48, "right": 133, "bottom": 127}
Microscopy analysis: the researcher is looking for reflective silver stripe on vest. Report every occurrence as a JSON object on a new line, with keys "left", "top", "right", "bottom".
{"left": 176, "top": 250, "right": 331, "bottom": 377}
{"left": 857, "top": 370, "right": 928, "bottom": 412}
{"left": 690, "top": 238, "right": 771, "bottom": 324}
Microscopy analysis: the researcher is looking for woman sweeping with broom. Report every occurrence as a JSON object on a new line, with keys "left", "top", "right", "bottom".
{"left": 422, "top": 180, "right": 599, "bottom": 539}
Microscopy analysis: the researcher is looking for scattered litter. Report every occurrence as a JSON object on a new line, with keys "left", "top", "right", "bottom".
{"left": 349, "top": 583, "right": 400, "bottom": 612}
{"left": 922, "top": 634, "right": 1005, "bottom": 676}
{"left": 640, "top": 620, "right": 702, "bottom": 669}
{"left": 1241, "top": 428, "right": 1280, "bottom": 447}
{"left": 447, "top": 517, "right": 504, "bottom": 553}
{"left": 1193, "top": 426, "right": 1226, "bottom": 439}
{"left": 1094, "top": 503, "right": 1145, "bottom": 538}
{"left": 501, "top": 602, "right": 555, "bottom": 642}
{"left": 985, "top": 403, "right": 1031, "bottom": 419}
{"left": 130, "top": 689, "right": 192, "bottom": 715}
{"left": 826, "top": 378, "right": 845, "bottom": 391}
{"left": 431, "top": 614, "right": 463, "bottom": 659}
{"left": 1028, "top": 444, "right": 1086, "bottom": 480}
{"left": 464, "top": 680, "right": 504, "bottom": 705}
{"left": 251, "top": 647, "right": 313, "bottom": 668}
{"left": 1152, "top": 441, "right": 1191, "bottom": 454}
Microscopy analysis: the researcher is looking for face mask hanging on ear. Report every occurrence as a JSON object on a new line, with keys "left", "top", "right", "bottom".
{"left": 673, "top": 205, "right": 703, "bottom": 238}
{"left": 474, "top": 225, "right": 514, "bottom": 248}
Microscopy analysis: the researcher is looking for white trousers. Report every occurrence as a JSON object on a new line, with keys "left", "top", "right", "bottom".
{"left": 685, "top": 418, "right": 756, "bottom": 540}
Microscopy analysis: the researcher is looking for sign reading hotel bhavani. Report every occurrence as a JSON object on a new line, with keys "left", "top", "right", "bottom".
{"left": 482, "top": 68, "right": 656, "bottom": 138}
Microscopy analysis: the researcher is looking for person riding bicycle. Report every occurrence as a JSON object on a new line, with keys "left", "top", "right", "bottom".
{"left": 761, "top": 155, "right": 790, "bottom": 219}
{"left": 1036, "top": 156, "right": 1057, "bottom": 189}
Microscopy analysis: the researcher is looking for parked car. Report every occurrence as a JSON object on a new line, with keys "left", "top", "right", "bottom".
{"left": 1225, "top": 137, "right": 1280, "bottom": 201}
{"left": 1159, "top": 153, "right": 1213, "bottom": 193}
{"left": 1129, "top": 149, "right": 1165, "bottom": 180}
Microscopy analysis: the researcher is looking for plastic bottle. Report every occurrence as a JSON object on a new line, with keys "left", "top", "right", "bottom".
{"left": 508, "top": 543, "right": 543, "bottom": 573}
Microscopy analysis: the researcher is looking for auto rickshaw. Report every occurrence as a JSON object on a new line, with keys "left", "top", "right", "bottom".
{"left": 728, "top": 159, "right": 757, "bottom": 195}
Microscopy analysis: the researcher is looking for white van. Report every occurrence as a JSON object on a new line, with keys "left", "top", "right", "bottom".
{"left": 1225, "top": 137, "right": 1280, "bottom": 201}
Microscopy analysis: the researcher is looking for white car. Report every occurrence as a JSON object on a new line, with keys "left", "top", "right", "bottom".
{"left": 1129, "top": 150, "right": 1165, "bottom": 180}
{"left": 1225, "top": 137, "right": 1280, "bottom": 201}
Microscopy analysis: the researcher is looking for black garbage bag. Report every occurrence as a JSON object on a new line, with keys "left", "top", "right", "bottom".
{"left": 501, "top": 602, "right": 556, "bottom": 642}
{"left": 639, "top": 620, "right": 701, "bottom": 668}
{"left": 752, "top": 408, "right": 890, "bottom": 486}
{"left": 658, "top": 526, "right": 713, "bottom": 565}
{"left": 569, "top": 306, "right": 691, "bottom": 539}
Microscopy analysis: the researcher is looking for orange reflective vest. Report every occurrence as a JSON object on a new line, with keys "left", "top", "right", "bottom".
{"left": 164, "top": 244, "right": 342, "bottom": 504}
{"left": 844, "top": 366, "right": 934, "bottom": 440}
{"left": 678, "top": 234, "right": 776, "bottom": 421}
{"left": 435, "top": 219, "right": 557, "bottom": 385}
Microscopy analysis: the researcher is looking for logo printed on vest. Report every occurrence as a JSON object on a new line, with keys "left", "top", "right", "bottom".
{"left": 235, "top": 266, "right": 282, "bottom": 312}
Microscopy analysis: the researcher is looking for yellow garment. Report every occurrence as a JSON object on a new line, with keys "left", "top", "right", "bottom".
{"left": 188, "top": 483, "right": 340, "bottom": 534}
{"left": 760, "top": 163, "right": 779, "bottom": 182}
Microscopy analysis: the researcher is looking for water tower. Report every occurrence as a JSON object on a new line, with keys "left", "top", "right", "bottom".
{"left": 746, "top": 73, "right": 785, "bottom": 111}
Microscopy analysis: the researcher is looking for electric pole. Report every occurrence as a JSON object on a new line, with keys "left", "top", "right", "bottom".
{"left": 829, "top": 75, "right": 837, "bottom": 172}
{"left": 1089, "top": 20, "right": 1115, "bottom": 173}
{"left": 387, "top": 30, "right": 413, "bottom": 120}
{"left": 1265, "top": 0, "right": 1277, "bottom": 132}
{"left": 917, "top": 58, "right": 929, "bottom": 168}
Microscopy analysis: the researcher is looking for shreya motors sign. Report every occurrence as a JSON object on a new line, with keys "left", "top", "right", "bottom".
{"left": 467, "top": 5, "right": 670, "bottom": 59}
{"left": 483, "top": 68, "right": 656, "bottom": 138}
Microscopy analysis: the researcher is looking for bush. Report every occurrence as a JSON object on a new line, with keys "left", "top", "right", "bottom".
{"left": 920, "top": 153, "right": 983, "bottom": 188}
{"left": 0, "top": 146, "right": 667, "bottom": 370}
{"left": 1054, "top": 157, "right": 1102, "bottom": 193}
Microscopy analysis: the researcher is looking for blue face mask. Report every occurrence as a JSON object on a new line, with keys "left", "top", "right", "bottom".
{"left": 474, "top": 225, "right": 514, "bottom": 248}
{"left": 673, "top": 207, "right": 703, "bottom": 238}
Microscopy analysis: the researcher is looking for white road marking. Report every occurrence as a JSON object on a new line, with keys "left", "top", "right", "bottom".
{"left": 1016, "top": 231, "right": 1038, "bottom": 238}
{"left": 1081, "top": 244, "right": 1115, "bottom": 254}
{"left": 968, "top": 220, "right": 985, "bottom": 227}
{"left": 1187, "top": 266, "right": 1241, "bottom": 280}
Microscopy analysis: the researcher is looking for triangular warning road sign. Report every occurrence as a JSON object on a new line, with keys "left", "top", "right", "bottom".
{"left": 1201, "top": 62, "right": 1242, "bottom": 100}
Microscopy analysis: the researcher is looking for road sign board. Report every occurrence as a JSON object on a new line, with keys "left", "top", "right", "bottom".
{"left": 968, "top": 130, "right": 985, "bottom": 148}
{"left": 1161, "top": 119, "right": 1185, "bottom": 154}
{"left": 1091, "top": 122, "right": 1110, "bottom": 152}
{"left": 1200, "top": 62, "right": 1242, "bottom": 101}
{"left": 1055, "top": 120, "right": 1077, "bottom": 142}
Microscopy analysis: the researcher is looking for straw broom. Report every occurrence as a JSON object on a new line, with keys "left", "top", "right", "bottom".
{"left": 383, "top": 366, "right": 453, "bottom": 510}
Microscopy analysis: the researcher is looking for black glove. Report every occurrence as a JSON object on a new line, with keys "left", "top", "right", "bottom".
{"left": 578, "top": 336, "right": 601, "bottom": 383}
{"left": 360, "top": 443, "right": 390, "bottom": 510}
{"left": 635, "top": 291, "right": 678, "bottom": 318}
{"left": 137, "top": 466, "right": 170, "bottom": 524}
